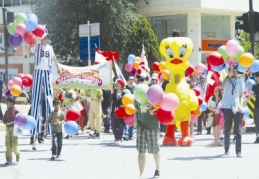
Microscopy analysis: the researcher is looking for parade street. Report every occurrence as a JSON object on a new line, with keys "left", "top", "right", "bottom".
{"left": 0, "top": 104, "right": 258, "bottom": 179}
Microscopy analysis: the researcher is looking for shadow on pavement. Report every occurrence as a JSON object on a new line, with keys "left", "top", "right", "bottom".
{"left": 168, "top": 154, "right": 226, "bottom": 161}
{"left": 28, "top": 158, "right": 65, "bottom": 162}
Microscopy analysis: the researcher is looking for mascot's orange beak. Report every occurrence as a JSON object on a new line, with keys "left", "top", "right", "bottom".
{"left": 170, "top": 58, "right": 183, "bottom": 65}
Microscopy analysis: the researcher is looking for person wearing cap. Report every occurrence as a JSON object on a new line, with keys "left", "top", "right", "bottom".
{"left": 27, "top": 30, "right": 60, "bottom": 149}
{"left": 48, "top": 99, "right": 65, "bottom": 160}
{"left": 221, "top": 66, "right": 244, "bottom": 158}
{"left": 111, "top": 79, "right": 126, "bottom": 144}
{"left": 3, "top": 97, "right": 20, "bottom": 165}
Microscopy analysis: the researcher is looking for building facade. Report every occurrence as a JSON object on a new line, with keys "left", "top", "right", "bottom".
{"left": 136, "top": 0, "right": 259, "bottom": 65}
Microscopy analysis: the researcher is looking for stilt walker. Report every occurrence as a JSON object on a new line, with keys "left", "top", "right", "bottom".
{"left": 28, "top": 27, "right": 60, "bottom": 150}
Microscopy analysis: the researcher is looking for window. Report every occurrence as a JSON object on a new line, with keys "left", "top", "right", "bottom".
{"left": 4, "top": 0, "right": 11, "bottom": 7}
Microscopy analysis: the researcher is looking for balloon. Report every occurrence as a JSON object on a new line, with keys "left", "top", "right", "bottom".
{"left": 125, "top": 63, "right": 133, "bottom": 72}
{"left": 17, "top": 73, "right": 25, "bottom": 79}
{"left": 219, "top": 108, "right": 224, "bottom": 116}
{"left": 250, "top": 60, "right": 259, "bottom": 73}
{"left": 162, "top": 69, "right": 170, "bottom": 80}
{"left": 64, "top": 121, "right": 79, "bottom": 135}
{"left": 197, "top": 96, "right": 203, "bottom": 106}
{"left": 185, "top": 65, "right": 194, "bottom": 77}
{"left": 190, "top": 114, "right": 198, "bottom": 123}
{"left": 160, "top": 93, "right": 179, "bottom": 111}
{"left": 22, "top": 74, "right": 33, "bottom": 87}
{"left": 147, "top": 84, "right": 164, "bottom": 105}
{"left": 121, "top": 89, "right": 131, "bottom": 96}
{"left": 135, "top": 56, "right": 141, "bottom": 62}
{"left": 14, "top": 113, "right": 27, "bottom": 127}
{"left": 158, "top": 61, "right": 166, "bottom": 71}
{"left": 156, "top": 108, "right": 175, "bottom": 125}
{"left": 125, "top": 104, "right": 136, "bottom": 115}
{"left": 124, "top": 114, "right": 134, "bottom": 126}
{"left": 12, "top": 76, "right": 23, "bottom": 87}
{"left": 15, "top": 13, "right": 27, "bottom": 24}
{"left": 9, "top": 34, "right": 22, "bottom": 47}
{"left": 225, "top": 58, "right": 236, "bottom": 67}
{"left": 133, "top": 61, "right": 140, "bottom": 70}
{"left": 133, "top": 84, "right": 149, "bottom": 105}
{"left": 196, "top": 63, "right": 207, "bottom": 74}
{"left": 211, "top": 63, "right": 226, "bottom": 72}
{"left": 234, "top": 45, "right": 244, "bottom": 60}
{"left": 10, "top": 85, "right": 22, "bottom": 97}
{"left": 152, "top": 62, "right": 160, "bottom": 72}
{"left": 7, "top": 23, "right": 16, "bottom": 35}
{"left": 22, "top": 115, "right": 36, "bottom": 130}
{"left": 200, "top": 102, "right": 208, "bottom": 112}
{"left": 5, "top": 90, "right": 12, "bottom": 98}
{"left": 24, "top": 31, "right": 36, "bottom": 45}
{"left": 207, "top": 52, "right": 224, "bottom": 66}
{"left": 192, "top": 107, "right": 202, "bottom": 116}
{"left": 122, "top": 94, "right": 134, "bottom": 106}
{"left": 15, "top": 23, "right": 27, "bottom": 36}
{"left": 115, "top": 106, "right": 126, "bottom": 119}
{"left": 7, "top": 80, "right": 14, "bottom": 89}
{"left": 129, "top": 68, "right": 136, "bottom": 75}
{"left": 26, "top": 14, "right": 38, "bottom": 31}
{"left": 237, "top": 65, "right": 249, "bottom": 73}
{"left": 238, "top": 53, "right": 254, "bottom": 67}
{"left": 217, "top": 46, "right": 229, "bottom": 61}
{"left": 192, "top": 87, "right": 200, "bottom": 96}
{"left": 243, "top": 107, "right": 250, "bottom": 119}
{"left": 66, "top": 108, "right": 81, "bottom": 121}
{"left": 32, "top": 25, "right": 45, "bottom": 37}
{"left": 127, "top": 54, "right": 136, "bottom": 64}
{"left": 245, "top": 79, "right": 255, "bottom": 91}
{"left": 226, "top": 40, "right": 239, "bottom": 57}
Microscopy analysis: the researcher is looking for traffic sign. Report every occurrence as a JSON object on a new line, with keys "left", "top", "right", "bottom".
{"left": 79, "top": 23, "right": 100, "bottom": 37}
{"left": 79, "top": 36, "right": 100, "bottom": 60}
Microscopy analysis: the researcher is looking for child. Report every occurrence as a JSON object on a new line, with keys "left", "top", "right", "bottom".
{"left": 48, "top": 99, "right": 65, "bottom": 160}
{"left": 3, "top": 97, "right": 20, "bottom": 165}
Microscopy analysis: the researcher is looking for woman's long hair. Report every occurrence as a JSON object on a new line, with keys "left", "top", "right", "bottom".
{"left": 212, "top": 86, "right": 222, "bottom": 101}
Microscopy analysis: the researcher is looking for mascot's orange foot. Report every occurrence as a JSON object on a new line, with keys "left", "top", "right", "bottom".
{"left": 178, "top": 137, "right": 192, "bottom": 146}
{"left": 163, "top": 136, "right": 178, "bottom": 146}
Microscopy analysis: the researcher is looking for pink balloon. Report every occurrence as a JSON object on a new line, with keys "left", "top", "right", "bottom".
{"left": 226, "top": 40, "right": 239, "bottom": 57}
{"left": 12, "top": 76, "right": 23, "bottom": 87}
{"left": 7, "top": 80, "right": 14, "bottom": 89}
{"left": 191, "top": 114, "right": 198, "bottom": 123}
{"left": 16, "top": 23, "right": 27, "bottom": 36}
{"left": 225, "top": 58, "right": 236, "bottom": 67}
{"left": 160, "top": 93, "right": 179, "bottom": 111}
{"left": 196, "top": 63, "right": 207, "bottom": 74}
{"left": 125, "top": 63, "right": 133, "bottom": 72}
{"left": 147, "top": 84, "right": 164, "bottom": 105}
{"left": 124, "top": 114, "right": 134, "bottom": 126}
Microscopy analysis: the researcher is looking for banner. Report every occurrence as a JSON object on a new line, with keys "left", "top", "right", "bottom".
{"left": 52, "top": 62, "right": 113, "bottom": 89}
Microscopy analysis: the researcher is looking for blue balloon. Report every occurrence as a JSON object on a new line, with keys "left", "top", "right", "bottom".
{"left": 245, "top": 79, "right": 255, "bottom": 91}
{"left": 23, "top": 115, "right": 36, "bottom": 130}
{"left": 211, "top": 63, "right": 226, "bottom": 72}
{"left": 199, "top": 102, "right": 208, "bottom": 112}
{"left": 122, "top": 89, "right": 131, "bottom": 96}
{"left": 127, "top": 54, "right": 136, "bottom": 64}
{"left": 64, "top": 121, "right": 78, "bottom": 135}
{"left": 237, "top": 65, "right": 249, "bottom": 73}
{"left": 26, "top": 14, "right": 38, "bottom": 31}
{"left": 243, "top": 107, "right": 250, "bottom": 119}
{"left": 250, "top": 60, "right": 259, "bottom": 73}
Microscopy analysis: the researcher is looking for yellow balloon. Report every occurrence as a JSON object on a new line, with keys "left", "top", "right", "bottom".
{"left": 122, "top": 94, "right": 134, "bottom": 106}
{"left": 162, "top": 69, "right": 170, "bottom": 80}
{"left": 125, "top": 104, "right": 136, "bottom": 115}
{"left": 133, "top": 61, "right": 140, "bottom": 70}
{"left": 10, "top": 85, "right": 22, "bottom": 97}
{"left": 159, "top": 62, "right": 166, "bottom": 71}
{"left": 238, "top": 53, "right": 254, "bottom": 67}
{"left": 135, "top": 56, "right": 141, "bottom": 62}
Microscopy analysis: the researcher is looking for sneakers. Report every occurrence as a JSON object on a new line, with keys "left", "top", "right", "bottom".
{"left": 225, "top": 150, "right": 230, "bottom": 155}
{"left": 5, "top": 161, "right": 12, "bottom": 165}
{"left": 123, "top": 136, "right": 129, "bottom": 141}
{"left": 16, "top": 156, "right": 20, "bottom": 163}
{"left": 94, "top": 133, "right": 100, "bottom": 139}
{"left": 51, "top": 155, "right": 56, "bottom": 160}
{"left": 237, "top": 152, "right": 242, "bottom": 158}
{"left": 154, "top": 170, "right": 160, "bottom": 178}
{"left": 56, "top": 155, "right": 61, "bottom": 159}
{"left": 89, "top": 131, "right": 96, "bottom": 138}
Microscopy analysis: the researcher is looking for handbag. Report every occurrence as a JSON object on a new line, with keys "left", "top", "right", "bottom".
{"left": 206, "top": 113, "right": 214, "bottom": 128}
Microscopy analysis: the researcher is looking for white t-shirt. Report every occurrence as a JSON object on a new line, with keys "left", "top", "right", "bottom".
{"left": 196, "top": 83, "right": 207, "bottom": 101}
{"left": 31, "top": 44, "right": 54, "bottom": 70}
{"left": 208, "top": 96, "right": 221, "bottom": 110}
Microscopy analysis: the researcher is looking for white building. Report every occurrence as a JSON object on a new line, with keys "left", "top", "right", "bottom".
{"left": 136, "top": 0, "right": 259, "bottom": 65}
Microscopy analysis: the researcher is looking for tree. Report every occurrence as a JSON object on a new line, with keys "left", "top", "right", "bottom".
{"left": 239, "top": 31, "right": 259, "bottom": 59}
{"left": 122, "top": 15, "right": 162, "bottom": 75}
{"left": 29, "top": 0, "right": 137, "bottom": 65}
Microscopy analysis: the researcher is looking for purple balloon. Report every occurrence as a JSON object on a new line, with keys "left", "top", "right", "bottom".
{"left": 14, "top": 113, "right": 27, "bottom": 127}
{"left": 5, "top": 90, "right": 12, "bottom": 98}
{"left": 219, "top": 108, "right": 224, "bottom": 116}
{"left": 130, "top": 68, "right": 136, "bottom": 75}
{"left": 147, "top": 84, "right": 164, "bottom": 105}
{"left": 9, "top": 34, "right": 22, "bottom": 47}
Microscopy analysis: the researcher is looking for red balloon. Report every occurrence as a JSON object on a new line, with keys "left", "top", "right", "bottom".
{"left": 207, "top": 52, "right": 224, "bottom": 66}
{"left": 192, "top": 87, "right": 201, "bottom": 96}
{"left": 22, "top": 74, "right": 33, "bottom": 87}
{"left": 197, "top": 96, "right": 203, "bottom": 106}
{"left": 24, "top": 31, "right": 36, "bottom": 45}
{"left": 156, "top": 108, "right": 175, "bottom": 125}
{"left": 185, "top": 65, "right": 194, "bottom": 77}
{"left": 152, "top": 62, "right": 160, "bottom": 72}
{"left": 115, "top": 106, "right": 126, "bottom": 119}
{"left": 66, "top": 108, "right": 80, "bottom": 121}
{"left": 242, "top": 119, "right": 245, "bottom": 128}
{"left": 32, "top": 25, "right": 45, "bottom": 38}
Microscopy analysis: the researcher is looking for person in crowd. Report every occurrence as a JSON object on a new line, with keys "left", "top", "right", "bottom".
{"left": 134, "top": 74, "right": 160, "bottom": 178}
{"left": 111, "top": 79, "right": 126, "bottom": 144}
{"left": 102, "top": 89, "right": 112, "bottom": 133}
{"left": 48, "top": 99, "right": 65, "bottom": 160}
{"left": 3, "top": 97, "right": 20, "bottom": 165}
{"left": 187, "top": 79, "right": 196, "bottom": 137}
{"left": 221, "top": 66, "right": 244, "bottom": 158}
{"left": 159, "top": 79, "right": 169, "bottom": 137}
{"left": 0, "top": 74, "right": 6, "bottom": 103}
{"left": 208, "top": 87, "right": 222, "bottom": 146}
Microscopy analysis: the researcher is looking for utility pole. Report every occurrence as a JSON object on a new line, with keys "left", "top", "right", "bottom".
{"left": 2, "top": 8, "right": 9, "bottom": 83}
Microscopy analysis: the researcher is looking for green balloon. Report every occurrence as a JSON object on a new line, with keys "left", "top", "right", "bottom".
{"left": 15, "top": 13, "right": 27, "bottom": 24}
{"left": 7, "top": 23, "right": 16, "bottom": 35}
{"left": 218, "top": 45, "right": 229, "bottom": 61}
{"left": 133, "top": 84, "right": 149, "bottom": 105}
{"left": 234, "top": 45, "right": 244, "bottom": 61}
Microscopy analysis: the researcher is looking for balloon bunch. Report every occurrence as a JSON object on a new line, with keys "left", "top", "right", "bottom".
{"left": 6, "top": 73, "right": 33, "bottom": 97}
{"left": 152, "top": 61, "right": 170, "bottom": 80}
{"left": 64, "top": 107, "right": 80, "bottom": 135}
{"left": 7, "top": 13, "right": 45, "bottom": 47}
{"left": 207, "top": 39, "right": 255, "bottom": 73}
{"left": 125, "top": 54, "right": 150, "bottom": 76}
{"left": 14, "top": 114, "right": 36, "bottom": 131}
{"left": 190, "top": 87, "right": 206, "bottom": 122}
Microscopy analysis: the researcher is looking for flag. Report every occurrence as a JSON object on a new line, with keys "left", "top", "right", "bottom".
{"left": 141, "top": 44, "right": 148, "bottom": 66}
{"left": 113, "top": 60, "right": 127, "bottom": 84}
{"left": 94, "top": 47, "right": 107, "bottom": 64}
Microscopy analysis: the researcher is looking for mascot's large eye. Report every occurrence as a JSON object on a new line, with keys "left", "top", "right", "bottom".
{"left": 179, "top": 47, "right": 186, "bottom": 57}
{"left": 166, "top": 47, "right": 174, "bottom": 58}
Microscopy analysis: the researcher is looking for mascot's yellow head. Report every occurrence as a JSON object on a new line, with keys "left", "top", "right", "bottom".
{"left": 160, "top": 37, "right": 193, "bottom": 72}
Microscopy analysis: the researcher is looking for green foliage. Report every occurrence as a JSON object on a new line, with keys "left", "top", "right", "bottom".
{"left": 122, "top": 15, "right": 162, "bottom": 76}
{"left": 29, "top": 0, "right": 137, "bottom": 65}
{"left": 239, "top": 31, "right": 259, "bottom": 59}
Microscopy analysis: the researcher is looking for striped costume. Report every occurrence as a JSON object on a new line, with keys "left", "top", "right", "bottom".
{"left": 31, "top": 44, "right": 54, "bottom": 137}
